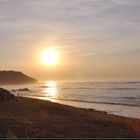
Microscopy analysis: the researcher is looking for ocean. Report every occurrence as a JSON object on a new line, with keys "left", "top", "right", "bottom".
{"left": 2, "top": 81, "right": 140, "bottom": 119}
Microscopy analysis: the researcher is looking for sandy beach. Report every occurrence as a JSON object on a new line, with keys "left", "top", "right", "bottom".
{"left": 0, "top": 97, "right": 140, "bottom": 138}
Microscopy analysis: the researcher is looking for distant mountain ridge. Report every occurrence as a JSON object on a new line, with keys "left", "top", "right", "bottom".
{"left": 0, "top": 71, "right": 38, "bottom": 85}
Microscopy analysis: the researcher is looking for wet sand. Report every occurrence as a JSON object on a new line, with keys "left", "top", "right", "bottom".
{"left": 0, "top": 97, "right": 140, "bottom": 138}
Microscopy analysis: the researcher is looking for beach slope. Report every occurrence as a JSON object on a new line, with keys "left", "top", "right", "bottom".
{"left": 0, "top": 97, "right": 140, "bottom": 138}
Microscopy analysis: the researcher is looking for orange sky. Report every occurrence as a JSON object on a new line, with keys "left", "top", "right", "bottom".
{"left": 0, "top": 0, "right": 140, "bottom": 81}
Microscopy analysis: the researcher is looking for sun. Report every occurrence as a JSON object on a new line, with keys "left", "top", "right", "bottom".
{"left": 41, "top": 48, "right": 59, "bottom": 65}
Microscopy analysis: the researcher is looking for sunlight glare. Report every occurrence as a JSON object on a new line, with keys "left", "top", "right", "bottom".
{"left": 41, "top": 48, "right": 59, "bottom": 65}
{"left": 44, "top": 81, "right": 58, "bottom": 99}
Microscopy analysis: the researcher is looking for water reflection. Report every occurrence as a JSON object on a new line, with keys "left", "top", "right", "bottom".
{"left": 44, "top": 81, "right": 58, "bottom": 101}
{"left": 46, "top": 81, "right": 57, "bottom": 88}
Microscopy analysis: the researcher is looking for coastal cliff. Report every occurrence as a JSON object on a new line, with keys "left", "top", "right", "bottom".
{"left": 0, "top": 71, "right": 37, "bottom": 85}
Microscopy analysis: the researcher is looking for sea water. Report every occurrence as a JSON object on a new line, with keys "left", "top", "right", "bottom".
{"left": 2, "top": 81, "right": 140, "bottom": 119}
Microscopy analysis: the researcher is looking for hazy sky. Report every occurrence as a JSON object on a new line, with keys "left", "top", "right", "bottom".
{"left": 0, "top": 0, "right": 140, "bottom": 81}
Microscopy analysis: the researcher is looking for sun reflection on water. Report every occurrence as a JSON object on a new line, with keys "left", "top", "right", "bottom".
{"left": 44, "top": 81, "right": 58, "bottom": 101}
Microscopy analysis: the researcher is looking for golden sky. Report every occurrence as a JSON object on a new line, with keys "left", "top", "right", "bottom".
{"left": 0, "top": 0, "right": 140, "bottom": 81}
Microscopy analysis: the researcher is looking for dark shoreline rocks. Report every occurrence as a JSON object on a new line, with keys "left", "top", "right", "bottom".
{"left": 0, "top": 88, "right": 15, "bottom": 101}
{"left": 11, "top": 88, "right": 30, "bottom": 92}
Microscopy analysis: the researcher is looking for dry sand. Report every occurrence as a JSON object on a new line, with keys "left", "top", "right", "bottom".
{"left": 0, "top": 97, "right": 140, "bottom": 138}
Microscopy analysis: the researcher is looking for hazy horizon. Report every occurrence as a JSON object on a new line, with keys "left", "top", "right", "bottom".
{"left": 0, "top": 0, "right": 140, "bottom": 81}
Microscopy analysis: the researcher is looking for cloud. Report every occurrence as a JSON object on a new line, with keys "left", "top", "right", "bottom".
{"left": 0, "top": 0, "right": 140, "bottom": 75}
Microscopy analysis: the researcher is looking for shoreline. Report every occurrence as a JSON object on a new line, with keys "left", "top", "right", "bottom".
{"left": 25, "top": 96, "right": 140, "bottom": 120}
{"left": 0, "top": 97, "right": 140, "bottom": 138}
